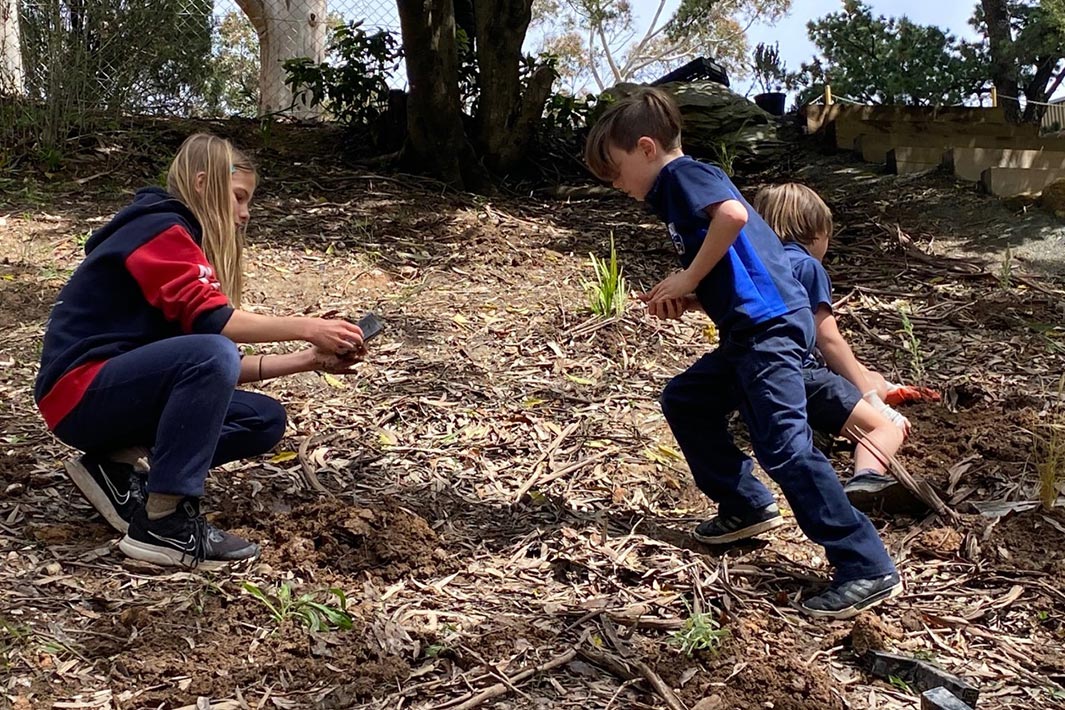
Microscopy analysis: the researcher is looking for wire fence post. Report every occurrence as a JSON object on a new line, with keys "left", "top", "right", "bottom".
{"left": 824, "top": 84, "right": 833, "bottom": 106}
{"left": 991, "top": 85, "right": 998, "bottom": 108}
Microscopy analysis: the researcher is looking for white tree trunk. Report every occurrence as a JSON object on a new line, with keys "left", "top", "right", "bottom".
{"left": 237, "top": 0, "right": 326, "bottom": 118}
{"left": 1, "top": 0, "right": 24, "bottom": 95}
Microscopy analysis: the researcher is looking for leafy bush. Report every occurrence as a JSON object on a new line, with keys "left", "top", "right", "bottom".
{"left": 284, "top": 22, "right": 402, "bottom": 128}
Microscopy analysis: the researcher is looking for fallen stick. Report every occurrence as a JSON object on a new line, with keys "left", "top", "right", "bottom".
{"left": 448, "top": 647, "right": 578, "bottom": 710}
{"left": 578, "top": 646, "right": 688, "bottom": 710}
{"left": 533, "top": 449, "right": 617, "bottom": 488}
{"left": 513, "top": 420, "right": 581, "bottom": 502}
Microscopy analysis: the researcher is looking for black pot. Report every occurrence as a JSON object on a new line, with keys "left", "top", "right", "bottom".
{"left": 754, "top": 92, "right": 787, "bottom": 116}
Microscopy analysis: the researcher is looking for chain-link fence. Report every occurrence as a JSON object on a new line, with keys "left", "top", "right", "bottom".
{"left": 2, "top": 0, "right": 401, "bottom": 122}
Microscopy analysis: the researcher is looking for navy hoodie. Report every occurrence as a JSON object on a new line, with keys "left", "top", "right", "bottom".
{"left": 34, "top": 187, "right": 235, "bottom": 429}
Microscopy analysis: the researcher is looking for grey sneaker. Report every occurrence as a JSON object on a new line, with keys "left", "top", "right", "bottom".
{"left": 801, "top": 572, "right": 902, "bottom": 619}
{"left": 693, "top": 503, "right": 783, "bottom": 545}
{"left": 64, "top": 454, "right": 147, "bottom": 533}
{"left": 844, "top": 471, "right": 924, "bottom": 515}
{"left": 119, "top": 498, "right": 260, "bottom": 571}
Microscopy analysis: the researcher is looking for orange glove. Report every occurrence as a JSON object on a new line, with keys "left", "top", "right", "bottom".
{"left": 884, "top": 382, "right": 940, "bottom": 406}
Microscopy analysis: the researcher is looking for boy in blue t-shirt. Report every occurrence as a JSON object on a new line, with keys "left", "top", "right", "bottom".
{"left": 584, "top": 87, "right": 900, "bottom": 618}
{"left": 753, "top": 183, "right": 918, "bottom": 514}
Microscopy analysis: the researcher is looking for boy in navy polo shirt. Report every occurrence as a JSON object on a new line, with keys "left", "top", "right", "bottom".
{"left": 753, "top": 183, "right": 918, "bottom": 514}
{"left": 584, "top": 87, "right": 900, "bottom": 618}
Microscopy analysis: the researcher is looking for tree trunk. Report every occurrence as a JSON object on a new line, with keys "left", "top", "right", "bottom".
{"left": 980, "top": 0, "right": 1022, "bottom": 122}
{"left": 396, "top": 0, "right": 469, "bottom": 186}
{"left": 472, "top": 0, "right": 555, "bottom": 173}
{"left": 1, "top": 0, "right": 23, "bottom": 95}
{"left": 236, "top": 0, "right": 326, "bottom": 118}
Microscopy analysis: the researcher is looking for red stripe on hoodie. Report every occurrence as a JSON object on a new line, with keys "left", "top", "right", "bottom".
{"left": 125, "top": 224, "right": 232, "bottom": 333}
{"left": 37, "top": 359, "right": 108, "bottom": 430}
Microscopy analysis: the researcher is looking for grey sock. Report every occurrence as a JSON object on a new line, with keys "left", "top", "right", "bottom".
{"left": 146, "top": 493, "right": 182, "bottom": 520}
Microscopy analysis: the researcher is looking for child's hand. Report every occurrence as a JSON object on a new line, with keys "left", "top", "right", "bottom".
{"left": 647, "top": 270, "right": 699, "bottom": 304}
{"left": 308, "top": 345, "right": 362, "bottom": 374}
{"left": 642, "top": 295, "right": 689, "bottom": 320}
{"left": 307, "top": 317, "right": 365, "bottom": 356}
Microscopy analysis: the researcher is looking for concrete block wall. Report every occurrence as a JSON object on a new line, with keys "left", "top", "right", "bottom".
{"left": 801, "top": 104, "right": 1065, "bottom": 197}
{"left": 980, "top": 167, "right": 1065, "bottom": 197}
{"left": 946, "top": 147, "right": 1065, "bottom": 182}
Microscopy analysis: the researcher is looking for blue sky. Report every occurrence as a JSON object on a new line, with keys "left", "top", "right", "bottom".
{"left": 629, "top": 0, "right": 983, "bottom": 96}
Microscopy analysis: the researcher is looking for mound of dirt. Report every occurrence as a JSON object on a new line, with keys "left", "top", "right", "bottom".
{"left": 718, "top": 652, "right": 841, "bottom": 709}
{"left": 86, "top": 594, "right": 410, "bottom": 707}
{"left": 848, "top": 612, "right": 903, "bottom": 657}
{"left": 263, "top": 498, "right": 449, "bottom": 580}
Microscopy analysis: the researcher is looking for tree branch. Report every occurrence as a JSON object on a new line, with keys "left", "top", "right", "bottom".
{"left": 624, "top": 0, "right": 669, "bottom": 71}
{"left": 597, "top": 24, "right": 623, "bottom": 83}
{"left": 588, "top": 26, "right": 606, "bottom": 91}
{"left": 625, "top": 42, "right": 687, "bottom": 75}
{"left": 235, "top": 0, "right": 266, "bottom": 34}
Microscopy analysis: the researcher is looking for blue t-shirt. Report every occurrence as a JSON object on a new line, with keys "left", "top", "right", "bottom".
{"left": 644, "top": 157, "right": 808, "bottom": 334}
{"left": 784, "top": 241, "right": 833, "bottom": 366}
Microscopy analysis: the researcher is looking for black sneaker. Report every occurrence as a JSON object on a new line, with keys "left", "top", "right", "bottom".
{"left": 801, "top": 572, "right": 902, "bottom": 619}
{"left": 64, "top": 454, "right": 147, "bottom": 534}
{"left": 693, "top": 503, "right": 784, "bottom": 545}
{"left": 119, "top": 498, "right": 260, "bottom": 571}
{"left": 844, "top": 472, "right": 925, "bottom": 515}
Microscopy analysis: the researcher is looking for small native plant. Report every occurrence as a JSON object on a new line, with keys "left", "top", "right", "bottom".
{"left": 242, "top": 582, "right": 353, "bottom": 632}
{"left": 708, "top": 120, "right": 750, "bottom": 176}
{"left": 999, "top": 246, "right": 1014, "bottom": 290}
{"left": 888, "top": 674, "right": 916, "bottom": 694}
{"left": 710, "top": 139, "right": 739, "bottom": 176}
{"left": 898, "top": 306, "right": 925, "bottom": 383}
{"left": 424, "top": 622, "right": 460, "bottom": 658}
{"left": 0, "top": 618, "right": 28, "bottom": 668}
{"left": 585, "top": 233, "right": 627, "bottom": 318}
{"left": 670, "top": 611, "right": 728, "bottom": 656}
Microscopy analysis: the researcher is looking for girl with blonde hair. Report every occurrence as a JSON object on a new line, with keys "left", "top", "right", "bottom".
{"left": 35, "top": 133, "right": 366, "bottom": 570}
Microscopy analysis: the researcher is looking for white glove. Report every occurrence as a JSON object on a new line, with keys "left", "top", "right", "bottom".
{"left": 864, "top": 391, "right": 911, "bottom": 438}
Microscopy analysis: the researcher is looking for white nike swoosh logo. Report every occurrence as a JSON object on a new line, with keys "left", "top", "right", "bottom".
{"left": 99, "top": 465, "right": 130, "bottom": 505}
{"left": 147, "top": 530, "right": 194, "bottom": 549}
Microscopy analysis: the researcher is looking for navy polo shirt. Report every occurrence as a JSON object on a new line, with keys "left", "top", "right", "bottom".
{"left": 784, "top": 242, "right": 834, "bottom": 314}
{"left": 645, "top": 156, "right": 808, "bottom": 334}
{"left": 784, "top": 241, "right": 834, "bottom": 366}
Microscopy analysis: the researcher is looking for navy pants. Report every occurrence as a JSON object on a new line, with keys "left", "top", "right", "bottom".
{"left": 661, "top": 309, "right": 895, "bottom": 582}
{"left": 53, "top": 335, "right": 287, "bottom": 497}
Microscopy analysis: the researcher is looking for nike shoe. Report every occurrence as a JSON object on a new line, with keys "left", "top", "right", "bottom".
{"left": 118, "top": 497, "right": 260, "bottom": 571}
{"left": 64, "top": 454, "right": 147, "bottom": 534}
{"left": 801, "top": 572, "right": 903, "bottom": 619}
{"left": 693, "top": 503, "right": 784, "bottom": 545}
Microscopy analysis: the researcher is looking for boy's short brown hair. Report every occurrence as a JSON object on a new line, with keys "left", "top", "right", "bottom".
{"left": 584, "top": 87, "right": 683, "bottom": 181}
{"left": 752, "top": 183, "right": 834, "bottom": 246}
